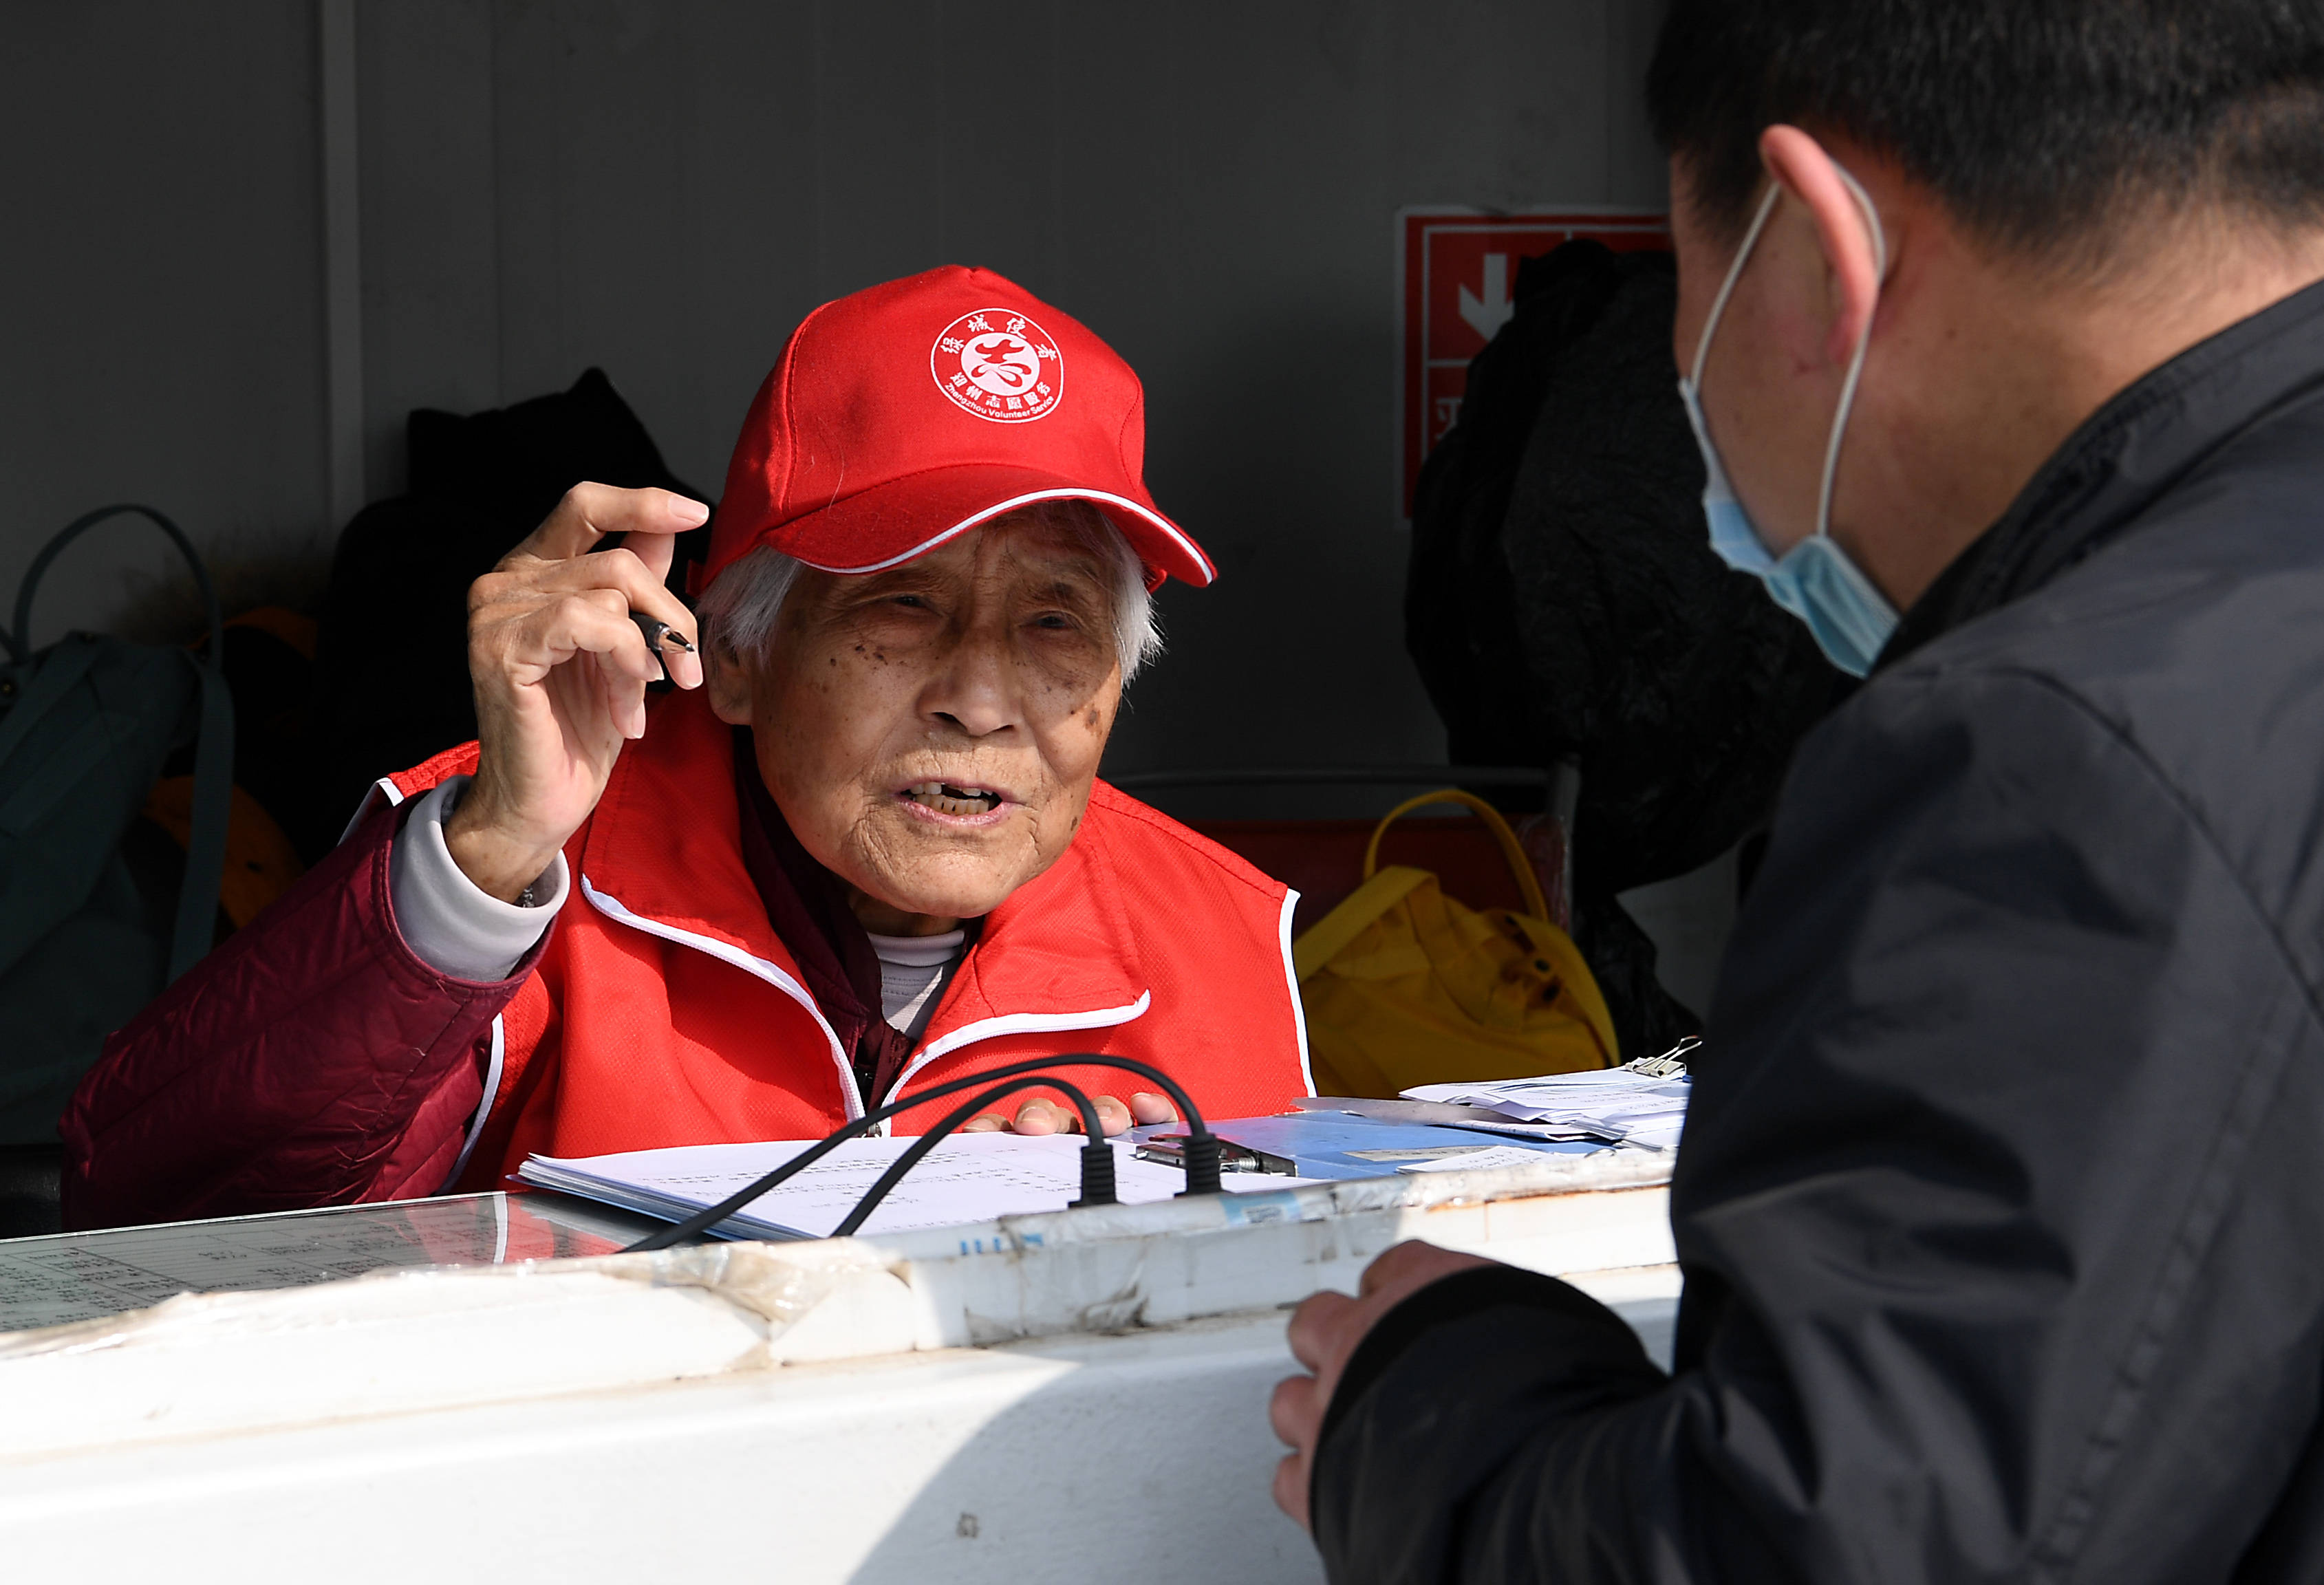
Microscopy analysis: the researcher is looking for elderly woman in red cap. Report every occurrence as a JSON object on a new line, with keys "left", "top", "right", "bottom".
{"left": 62, "top": 268, "right": 1311, "bottom": 1227}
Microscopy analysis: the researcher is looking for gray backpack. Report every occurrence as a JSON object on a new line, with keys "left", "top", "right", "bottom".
{"left": 0, "top": 506, "right": 234, "bottom": 1142}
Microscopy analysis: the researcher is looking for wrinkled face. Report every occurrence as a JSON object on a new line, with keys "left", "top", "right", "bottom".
{"left": 709, "top": 514, "right": 1123, "bottom": 925}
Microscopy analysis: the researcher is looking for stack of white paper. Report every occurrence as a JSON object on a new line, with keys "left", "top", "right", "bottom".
{"left": 518, "top": 1134, "right": 1302, "bottom": 1242}
{"left": 1401, "top": 1068, "right": 1691, "bottom": 1150}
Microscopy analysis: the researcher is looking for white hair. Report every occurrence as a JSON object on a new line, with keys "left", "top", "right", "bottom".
{"left": 697, "top": 499, "right": 1163, "bottom": 682}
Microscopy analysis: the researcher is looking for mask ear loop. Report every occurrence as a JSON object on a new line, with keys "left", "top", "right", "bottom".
{"left": 1688, "top": 183, "right": 1784, "bottom": 386}
{"left": 1814, "top": 166, "right": 1891, "bottom": 541}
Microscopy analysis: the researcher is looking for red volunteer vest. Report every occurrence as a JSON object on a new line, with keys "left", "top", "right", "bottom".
{"left": 374, "top": 690, "right": 1311, "bottom": 1187}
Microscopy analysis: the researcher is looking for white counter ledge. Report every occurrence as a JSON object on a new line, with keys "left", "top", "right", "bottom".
{"left": 0, "top": 1150, "right": 1679, "bottom": 1583}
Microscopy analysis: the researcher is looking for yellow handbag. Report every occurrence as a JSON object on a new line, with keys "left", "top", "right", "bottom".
{"left": 1293, "top": 789, "right": 1619, "bottom": 1097}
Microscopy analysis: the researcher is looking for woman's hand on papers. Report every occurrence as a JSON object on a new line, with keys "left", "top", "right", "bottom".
{"left": 958, "top": 1091, "right": 1179, "bottom": 1137}
{"left": 449, "top": 485, "right": 707, "bottom": 901}
{"left": 1269, "top": 1240, "right": 1499, "bottom": 1531}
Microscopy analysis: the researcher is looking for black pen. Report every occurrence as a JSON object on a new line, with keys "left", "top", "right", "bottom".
{"left": 631, "top": 611, "right": 696, "bottom": 656}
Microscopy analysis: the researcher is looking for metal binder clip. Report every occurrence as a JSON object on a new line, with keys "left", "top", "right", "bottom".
{"left": 1622, "top": 1036, "right": 1699, "bottom": 1079}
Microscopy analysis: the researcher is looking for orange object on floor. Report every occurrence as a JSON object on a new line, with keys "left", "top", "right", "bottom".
{"left": 142, "top": 779, "right": 305, "bottom": 929}
{"left": 222, "top": 606, "right": 318, "bottom": 660}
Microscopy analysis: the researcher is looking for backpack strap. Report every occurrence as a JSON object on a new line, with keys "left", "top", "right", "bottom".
{"left": 10, "top": 505, "right": 235, "bottom": 980}
{"left": 11, "top": 506, "right": 222, "bottom": 667}
{"left": 1291, "top": 864, "right": 1432, "bottom": 982}
{"left": 1359, "top": 788, "right": 1551, "bottom": 920}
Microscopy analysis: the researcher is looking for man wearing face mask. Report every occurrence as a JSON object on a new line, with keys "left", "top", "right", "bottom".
{"left": 1269, "top": 1, "right": 2324, "bottom": 1579}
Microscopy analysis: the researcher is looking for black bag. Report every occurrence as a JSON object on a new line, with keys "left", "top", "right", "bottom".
{"left": 301, "top": 368, "right": 707, "bottom": 859}
{"left": 1406, "top": 241, "right": 1848, "bottom": 1055}
{"left": 0, "top": 506, "right": 233, "bottom": 1142}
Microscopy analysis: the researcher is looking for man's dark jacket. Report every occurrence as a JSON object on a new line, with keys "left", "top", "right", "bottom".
{"left": 1312, "top": 281, "right": 2324, "bottom": 1582}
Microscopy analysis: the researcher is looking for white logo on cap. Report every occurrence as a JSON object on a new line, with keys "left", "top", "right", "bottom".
{"left": 931, "top": 309, "right": 1063, "bottom": 422}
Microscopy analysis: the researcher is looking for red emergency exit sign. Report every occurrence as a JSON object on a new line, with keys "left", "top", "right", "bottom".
{"left": 1398, "top": 208, "right": 1670, "bottom": 518}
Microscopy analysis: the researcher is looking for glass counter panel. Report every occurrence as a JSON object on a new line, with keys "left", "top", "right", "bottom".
{"left": 0, "top": 1192, "right": 681, "bottom": 1333}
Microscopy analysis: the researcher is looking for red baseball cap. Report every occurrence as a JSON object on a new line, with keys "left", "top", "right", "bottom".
{"left": 704, "top": 266, "right": 1214, "bottom": 592}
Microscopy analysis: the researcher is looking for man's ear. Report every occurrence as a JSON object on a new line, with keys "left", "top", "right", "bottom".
{"left": 704, "top": 640, "right": 756, "bottom": 726}
{"left": 1760, "top": 125, "right": 1887, "bottom": 369}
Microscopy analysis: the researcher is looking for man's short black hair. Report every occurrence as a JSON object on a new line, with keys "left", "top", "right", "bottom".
{"left": 1647, "top": 0, "right": 2324, "bottom": 259}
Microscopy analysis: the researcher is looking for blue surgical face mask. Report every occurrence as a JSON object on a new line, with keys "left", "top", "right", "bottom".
{"left": 1677, "top": 173, "right": 1897, "bottom": 677}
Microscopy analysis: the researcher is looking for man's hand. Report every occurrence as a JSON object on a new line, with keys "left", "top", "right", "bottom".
{"left": 446, "top": 484, "right": 708, "bottom": 901}
{"left": 958, "top": 1091, "right": 1179, "bottom": 1137}
{"left": 1269, "top": 1241, "right": 1502, "bottom": 1531}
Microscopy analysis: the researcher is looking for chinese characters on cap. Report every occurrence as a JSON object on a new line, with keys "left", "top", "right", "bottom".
{"left": 932, "top": 309, "right": 1064, "bottom": 422}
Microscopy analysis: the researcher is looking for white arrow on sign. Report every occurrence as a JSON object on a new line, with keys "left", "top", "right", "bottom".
{"left": 1458, "top": 252, "right": 1514, "bottom": 341}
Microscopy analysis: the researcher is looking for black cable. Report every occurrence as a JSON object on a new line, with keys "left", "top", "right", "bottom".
{"left": 619, "top": 1053, "right": 1220, "bottom": 1252}
{"left": 830, "top": 1076, "right": 1106, "bottom": 1238}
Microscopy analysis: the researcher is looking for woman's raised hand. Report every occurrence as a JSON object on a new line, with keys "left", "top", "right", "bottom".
{"left": 444, "top": 484, "right": 707, "bottom": 901}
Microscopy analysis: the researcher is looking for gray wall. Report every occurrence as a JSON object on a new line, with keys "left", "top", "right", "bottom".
{"left": 1, "top": 2, "right": 330, "bottom": 638}
{"left": 3, "top": 0, "right": 1669, "bottom": 782}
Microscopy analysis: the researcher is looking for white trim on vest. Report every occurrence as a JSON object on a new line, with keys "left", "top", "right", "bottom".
{"left": 336, "top": 774, "right": 408, "bottom": 846}
{"left": 1278, "top": 888, "right": 1313, "bottom": 1095}
{"left": 879, "top": 992, "right": 1153, "bottom": 1110}
{"left": 441, "top": 1014, "right": 506, "bottom": 1192}
{"left": 579, "top": 874, "right": 865, "bottom": 1120}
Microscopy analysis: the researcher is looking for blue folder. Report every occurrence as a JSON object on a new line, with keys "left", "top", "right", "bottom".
{"left": 1127, "top": 1110, "right": 1606, "bottom": 1181}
